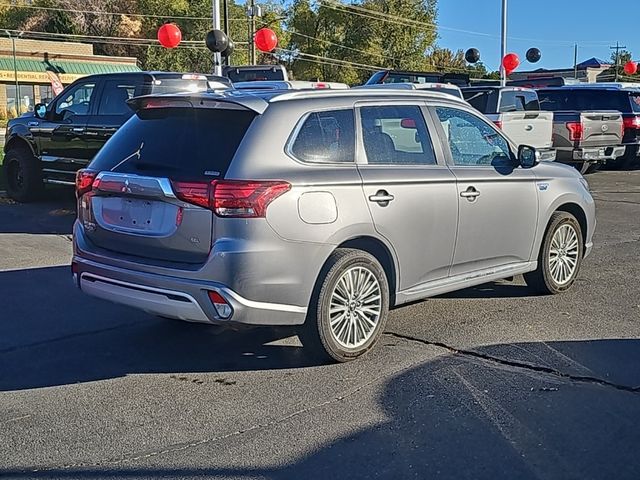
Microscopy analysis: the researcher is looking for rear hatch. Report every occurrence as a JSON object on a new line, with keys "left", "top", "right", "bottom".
{"left": 500, "top": 111, "right": 554, "bottom": 149}
{"left": 580, "top": 111, "right": 623, "bottom": 147}
{"left": 78, "top": 98, "right": 258, "bottom": 264}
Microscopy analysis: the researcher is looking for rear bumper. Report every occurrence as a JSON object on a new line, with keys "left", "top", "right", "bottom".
{"left": 537, "top": 148, "right": 556, "bottom": 162}
{"left": 72, "top": 256, "right": 308, "bottom": 326}
{"left": 570, "top": 146, "right": 626, "bottom": 162}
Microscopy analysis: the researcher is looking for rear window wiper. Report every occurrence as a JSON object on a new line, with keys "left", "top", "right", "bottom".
{"left": 110, "top": 142, "right": 144, "bottom": 171}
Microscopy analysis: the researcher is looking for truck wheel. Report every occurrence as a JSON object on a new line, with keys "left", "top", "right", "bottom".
{"left": 299, "top": 249, "right": 389, "bottom": 363}
{"left": 4, "top": 147, "right": 43, "bottom": 202}
{"left": 575, "top": 161, "right": 595, "bottom": 175}
{"left": 524, "top": 212, "right": 584, "bottom": 295}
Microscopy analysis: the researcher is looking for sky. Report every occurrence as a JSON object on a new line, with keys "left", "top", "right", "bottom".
{"left": 436, "top": 0, "right": 637, "bottom": 72}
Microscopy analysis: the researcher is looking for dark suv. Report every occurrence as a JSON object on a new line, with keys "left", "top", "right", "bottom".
{"left": 537, "top": 85, "right": 640, "bottom": 169}
{"left": 3, "top": 72, "right": 231, "bottom": 202}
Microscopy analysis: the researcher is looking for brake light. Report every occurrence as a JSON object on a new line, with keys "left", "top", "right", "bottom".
{"left": 171, "top": 180, "right": 291, "bottom": 217}
{"left": 493, "top": 120, "right": 503, "bottom": 129}
{"left": 213, "top": 180, "right": 291, "bottom": 218}
{"left": 312, "top": 82, "right": 328, "bottom": 89}
{"left": 172, "top": 181, "right": 210, "bottom": 208}
{"left": 75, "top": 169, "right": 98, "bottom": 197}
{"left": 623, "top": 116, "right": 640, "bottom": 130}
{"left": 566, "top": 122, "right": 583, "bottom": 141}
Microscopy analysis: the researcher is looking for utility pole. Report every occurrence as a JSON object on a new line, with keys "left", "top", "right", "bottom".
{"left": 5, "top": 31, "right": 22, "bottom": 115}
{"left": 247, "top": 0, "right": 257, "bottom": 65}
{"left": 212, "top": 0, "right": 222, "bottom": 75}
{"left": 223, "top": 0, "right": 229, "bottom": 66}
{"left": 610, "top": 41, "right": 626, "bottom": 82}
{"left": 500, "top": 0, "right": 507, "bottom": 87}
{"left": 574, "top": 43, "right": 578, "bottom": 79}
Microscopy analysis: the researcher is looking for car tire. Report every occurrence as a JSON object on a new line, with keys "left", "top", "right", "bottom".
{"left": 4, "top": 147, "right": 43, "bottom": 202}
{"left": 299, "top": 248, "right": 389, "bottom": 363}
{"left": 524, "top": 211, "right": 584, "bottom": 295}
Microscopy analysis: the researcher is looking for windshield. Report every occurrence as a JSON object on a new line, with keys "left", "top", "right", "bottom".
{"left": 89, "top": 108, "right": 256, "bottom": 180}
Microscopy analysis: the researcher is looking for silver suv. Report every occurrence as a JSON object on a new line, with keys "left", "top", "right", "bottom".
{"left": 72, "top": 89, "right": 595, "bottom": 362}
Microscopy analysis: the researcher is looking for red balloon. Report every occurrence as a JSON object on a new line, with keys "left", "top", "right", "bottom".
{"left": 502, "top": 53, "right": 520, "bottom": 75}
{"left": 254, "top": 28, "right": 278, "bottom": 52}
{"left": 157, "top": 23, "right": 182, "bottom": 49}
{"left": 624, "top": 60, "right": 638, "bottom": 75}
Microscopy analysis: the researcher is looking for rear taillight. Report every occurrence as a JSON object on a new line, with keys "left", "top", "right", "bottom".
{"left": 75, "top": 169, "right": 98, "bottom": 197}
{"left": 171, "top": 180, "right": 291, "bottom": 218}
{"left": 493, "top": 120, "right": 503, "bottom": 129}
{"left": 172, "top": 181, "right": 211, "bottom": 209}
{"left": 623, "top": 116, "right": 640, "bottom": 130}
{"left": 213, "top": 180, "right": 291, "bottom": 218}
{"left": 566, "top": 121, "right": 583, "bottom": 141}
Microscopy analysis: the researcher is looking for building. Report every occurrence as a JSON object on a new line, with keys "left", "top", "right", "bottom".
{"left": 509, "top": 57, "right": 612, "bottom": 84}
{"left": 0, "top": 37, "right": 140, "bottom": 118}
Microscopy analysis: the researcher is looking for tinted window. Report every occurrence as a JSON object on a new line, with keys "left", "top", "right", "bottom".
{"left": 54, "top": 82, "right": 95, "bottom": 118}
{"left": 89, "top": 108, "right": 256, "bottom": 180}
{"left": 98, "top": 79, "right": 144, "bottom": 116}
{"left": 499, "top": 90, "right": 521, "bottom": 112}
{"left": 436, "top": 107, "right": 512, "bottom": 167}
{"left": 628, "top": 93, "right": 640, "bottom": 113}
{"left": 523, "top": 90, "right": 540, "bottom": 110}
{"left": 463, "top": 89, "right": 492, "bottom": 113}
{"left": 225, "top": 67, "right": 286, "bottom": 82}
{"left": 290, "top": 110, "right": 355, "bottom": 163}
{"left": 538, "top": 89, "right": 631, "bottom": 112}
{"left": 360, "top": 105, "right": 436, "bottom": 165}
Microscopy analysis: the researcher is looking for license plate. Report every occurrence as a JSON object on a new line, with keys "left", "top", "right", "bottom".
{"left": 102, "top": 197, "right": 155, "bottom": 231}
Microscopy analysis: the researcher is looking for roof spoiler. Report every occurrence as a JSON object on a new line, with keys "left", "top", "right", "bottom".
{"left": 126, "top": 92, "right": 269, "bottom": 114}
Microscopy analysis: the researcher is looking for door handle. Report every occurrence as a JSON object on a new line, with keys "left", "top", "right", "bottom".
{"left": 460, "top": 187, "right": 480, "bottom": 201}
{"left": 72, "top": 127, "right": 85, "bottom": 133}
{"left": 28, "top": 121, "right": 39, "bottom": 127}
{"left": 368, "top": 190, "right": 394, "bottom": 206}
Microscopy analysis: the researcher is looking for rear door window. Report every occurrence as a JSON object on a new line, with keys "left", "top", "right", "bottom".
{"left": 98, "top": 79, "right": 145, "bottom": 116}
{"left": 360, "top": 105, "right": 436, "bottom": 165}
{"left": 290, "top": 109, "right": 355, "bottom": 163}
{"left": 89, "top": 108, "right": 256, "bottom": 180}
{"left": 522, "top": 90, "right": 540, "bottom": 110}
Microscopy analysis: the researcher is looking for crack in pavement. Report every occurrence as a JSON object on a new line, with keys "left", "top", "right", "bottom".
{"left": 384, "top": 331, "right": 640, "bottom": 394}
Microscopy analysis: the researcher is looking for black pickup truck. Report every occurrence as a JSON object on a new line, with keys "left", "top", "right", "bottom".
{"left": 3, "top": 71, "right": 231, "bottom": 202}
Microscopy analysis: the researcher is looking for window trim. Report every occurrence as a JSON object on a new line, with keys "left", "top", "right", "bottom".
{"left": 427, "top": 103, "right": 517, "bottom": 168}
{"left": 355, "top": 102, "right": 444, "bottom": 168}
{"left": 50, "top": 79, "right": 100, "bottom": 121}
{"left": 285, "top": 107, "right": 357, "bottom": 166}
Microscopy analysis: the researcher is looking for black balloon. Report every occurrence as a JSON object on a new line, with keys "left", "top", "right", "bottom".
{"left": 526, "top": 47, "right": 541, "bottom": 63}
{"left": 465, "top": 48, "right": 480, "bottom": 64}
{"left": 206, "top": 29, "right": 229, "bottom": 53}
{"left": 221, "top": 39, "right": 235, "bottom": 58}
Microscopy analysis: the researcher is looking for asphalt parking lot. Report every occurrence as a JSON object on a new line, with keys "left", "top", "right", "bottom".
{"left": 1, "top": 170, "right": 639, "bottom": 480}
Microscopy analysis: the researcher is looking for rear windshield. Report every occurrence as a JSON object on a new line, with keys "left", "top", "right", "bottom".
{"left": 89, "top": 108, "right": 256, "bottom": 180}
{"left": 463, "top": 89, "right": 492, "bottom": 113}
{"left": 225, "top": 69, "right": 285, "bottom": 82}
{"left": 150, "top": 79, "right": 210, "bottom": 94}
{"left": 538, "top": 89, "right": 633, "bottom": 112}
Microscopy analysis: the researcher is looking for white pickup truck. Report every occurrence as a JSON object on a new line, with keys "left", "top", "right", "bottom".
{"left": 462, "top": 86, "right": 556, "bottom": 161}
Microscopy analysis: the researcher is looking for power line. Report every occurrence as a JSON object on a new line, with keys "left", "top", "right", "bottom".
{"left": 1, "top": 2, "right": 245, "bottom": 21}
{"left": 289, "top": 31, "right": 397, "bottom": 61}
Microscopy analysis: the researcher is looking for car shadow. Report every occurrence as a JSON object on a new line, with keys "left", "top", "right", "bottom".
{"left": 0, "top": 265, "right": 320, "bottom": 391}
{"left": 2, "top": 338, "right": 640, "bottom": 479}
{"left": 0, "top": 186, "right": 76, "bottom": 234}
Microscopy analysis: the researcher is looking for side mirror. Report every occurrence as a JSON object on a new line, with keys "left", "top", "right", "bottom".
{"left": 34, "top": 103, "right": 47, "bottom": 119}
{"left": 518, "top": 145, "right": 539, "bottom": 168}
